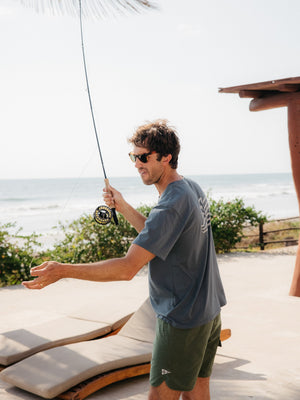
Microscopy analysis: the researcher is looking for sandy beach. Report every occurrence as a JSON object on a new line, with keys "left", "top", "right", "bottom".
{"left": 1, "top": 247, "right": 299, "bottom": 399}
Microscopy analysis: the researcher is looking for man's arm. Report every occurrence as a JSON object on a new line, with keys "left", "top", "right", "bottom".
{"left": 103, "top": 185, "right": 147, "bottom": 232}
{"left": 22, "top": 244, "right": 155, "bottom": 290}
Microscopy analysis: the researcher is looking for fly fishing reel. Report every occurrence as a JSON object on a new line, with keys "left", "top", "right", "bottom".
{"left": 94, "top": 205, "right": 112, "bottom": 225}
{"left": 94, "top": 205, "right": 119, "bottom": 225}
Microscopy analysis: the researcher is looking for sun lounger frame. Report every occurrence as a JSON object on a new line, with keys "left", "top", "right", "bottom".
{"left": 58, "top": 363, "right": 151, "bottom": 400}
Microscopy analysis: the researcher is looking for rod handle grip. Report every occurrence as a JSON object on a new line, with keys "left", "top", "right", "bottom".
{"left": 104, "top": 179, "right": 119, "bottom": 225}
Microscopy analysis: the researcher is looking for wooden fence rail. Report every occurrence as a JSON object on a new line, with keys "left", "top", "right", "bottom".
{"left": 242, "top": 217, "right": 299, "bottom": 251}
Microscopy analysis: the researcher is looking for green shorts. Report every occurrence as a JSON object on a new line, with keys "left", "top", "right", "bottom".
{"left": 150, "top": 313, "right": 221, "bottom": 391}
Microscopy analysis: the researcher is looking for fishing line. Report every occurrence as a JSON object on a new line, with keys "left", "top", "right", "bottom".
{"left": 78, "top": 0, "right": 118, "bottom": 225}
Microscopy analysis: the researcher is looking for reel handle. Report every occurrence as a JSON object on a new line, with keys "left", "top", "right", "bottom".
{"left": 104, "top": 178, "right": 119, "bottom": 226}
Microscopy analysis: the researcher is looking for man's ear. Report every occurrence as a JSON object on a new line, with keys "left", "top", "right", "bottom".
{"left": 162, "top": 154, "right": 172, "bottom": 164}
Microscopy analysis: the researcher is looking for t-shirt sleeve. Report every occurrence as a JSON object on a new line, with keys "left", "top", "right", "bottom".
{"left": 133, "top": 205, "right": 187, "bottom": 261}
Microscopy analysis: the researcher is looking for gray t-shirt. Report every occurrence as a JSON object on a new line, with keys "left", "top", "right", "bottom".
{"left": 133, "top": 177, "right": 226, "bottom": 329}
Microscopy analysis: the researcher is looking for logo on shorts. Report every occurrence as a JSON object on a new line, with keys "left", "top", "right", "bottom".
{"left": 161, "top": 369, "right": 171, "bottom": 375}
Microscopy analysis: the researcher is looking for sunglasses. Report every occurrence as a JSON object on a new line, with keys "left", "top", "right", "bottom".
{"left": 128, "top": 151, "right": 156, "bottom": 163}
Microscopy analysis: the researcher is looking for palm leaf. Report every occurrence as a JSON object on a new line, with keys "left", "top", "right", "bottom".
{"left": 19, "top": 0, "right": 157, "bottom": 18}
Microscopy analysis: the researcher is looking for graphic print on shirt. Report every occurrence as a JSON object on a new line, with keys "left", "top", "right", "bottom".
{"left": 199, "top": 197, "right": 211, "bottom": 234}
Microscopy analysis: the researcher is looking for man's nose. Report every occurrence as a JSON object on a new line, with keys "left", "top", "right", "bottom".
{"left": 135, "top": 158, "right": 143, "bottom": 168}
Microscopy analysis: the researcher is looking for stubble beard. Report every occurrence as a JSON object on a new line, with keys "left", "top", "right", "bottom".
{"left": 139, "top": 168, "right": 163, "bottom": 186}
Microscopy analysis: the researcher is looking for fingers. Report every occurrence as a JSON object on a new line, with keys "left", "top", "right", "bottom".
{"left": 22, "top": 279, "right": 46, "bottom": 290}
{"left": 102, "top": 185, "right": 126, "bottom": 214}
{"left": 22, "top": 262, "right": 47, "bottom": 289}
{"left": 103, "top": 185, "right": 117, "bottom": 209}
{"left": 22, "top": 261, "right": 61, "bottom": 290}
{"left": 30, "top": 262, "right": 48, "bottom": 276}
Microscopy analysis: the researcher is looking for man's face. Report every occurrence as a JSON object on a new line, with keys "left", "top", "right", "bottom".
{"left": 132, "top": 145, "right": 164, "bottom": 186}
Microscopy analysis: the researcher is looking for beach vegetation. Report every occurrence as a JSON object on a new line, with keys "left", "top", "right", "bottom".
{"left": 44, "top": 205, "right": 153, "bottom": 264}
{"left": 0, "top": 223, "right": 44, "bottom": 287}
{"left": 209, "top": 197, "right": 267, "bottom": 253}
{"left": 0, "top": 201, "right": 270, "bottom": 286}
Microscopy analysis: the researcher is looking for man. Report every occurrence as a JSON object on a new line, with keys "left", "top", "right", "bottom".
{"left": 23, "top": 119, "right": 226, "bottom": 400}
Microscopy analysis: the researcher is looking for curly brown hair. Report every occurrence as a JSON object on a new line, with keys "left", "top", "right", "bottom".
{"left": 128, "top": 119, "right": 180, "bottom": 169}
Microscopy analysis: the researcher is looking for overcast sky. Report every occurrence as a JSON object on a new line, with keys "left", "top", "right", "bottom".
{"left": 1, "top": 0, "right": 300, "bottom": 180}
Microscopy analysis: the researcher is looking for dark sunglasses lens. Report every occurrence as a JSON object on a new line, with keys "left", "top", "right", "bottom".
{"left": 129, "top": 152, "right": 152, "bottom": 163}
{"left": 139, "top": 154, "right": 148, "bottom": 163}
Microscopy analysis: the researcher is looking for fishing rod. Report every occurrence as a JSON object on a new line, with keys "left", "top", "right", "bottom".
{"left": 78, "top": 0, "right": 118, "bottom": 225}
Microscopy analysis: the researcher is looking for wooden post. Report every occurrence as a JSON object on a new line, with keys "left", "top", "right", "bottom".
{"left": 219, "top": 77, "right": 300, "bottom": 297}
{"left": 287, "top": 100, "right": 300, "bottom": 296}
{"left": 249, "top": 95, "right": 300, "bottom": 296}
{"left": 259, "top": 222, "right": 264, "bottom": 251}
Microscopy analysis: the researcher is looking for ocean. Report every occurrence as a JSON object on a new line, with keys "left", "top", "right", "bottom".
{"left": 0, "top": 173, "right": 299, "bottom": 241}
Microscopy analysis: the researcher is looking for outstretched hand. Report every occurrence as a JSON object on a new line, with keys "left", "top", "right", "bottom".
{"left": 22, "top": 261, "right": 62, "bottom": 290}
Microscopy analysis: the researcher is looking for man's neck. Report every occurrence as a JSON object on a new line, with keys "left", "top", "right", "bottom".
{"left": 154, "top": 169, "right": 183, "bottom": 196}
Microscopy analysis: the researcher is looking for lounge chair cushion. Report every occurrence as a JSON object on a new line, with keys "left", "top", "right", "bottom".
{"left": 0, "top": 317, "right": 110, "bottom": 366}
{"left": 0, "top": 336, "right": 153, "bottom": 399}
{"left": 0, "top": 303, "right": 136, "bottom": 366}
{"left": 0, "top": 298, "right": 156, "bottom": 399}
{"left": 67, "top": 302, "right": 135, "bottom": 331}
{"left": 119, "top": 297, "right": 156, "bottom": 343}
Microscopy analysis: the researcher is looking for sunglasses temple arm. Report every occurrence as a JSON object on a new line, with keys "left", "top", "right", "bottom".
{"left": 104, "top": 178, "right": 119, "bottom": 225}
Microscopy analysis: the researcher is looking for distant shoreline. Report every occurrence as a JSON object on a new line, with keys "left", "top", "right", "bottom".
{"left": 0, "top": 171, "right": 294, "bottom": 181}
{"left": 1, "top": 173, "right": 298, "bottom": 236}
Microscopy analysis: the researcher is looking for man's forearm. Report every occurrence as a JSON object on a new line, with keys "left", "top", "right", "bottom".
{"left": 23, "top": 244, "right": 154, "bottom": 290}
{"left": 103, "top": 186, "right": 147, "bottom": 232}
{"left": 118, "top": 202, "right": 147, "bottom": 233}
{"left": 60, "top": 257, "right": 136, "bottom": 282}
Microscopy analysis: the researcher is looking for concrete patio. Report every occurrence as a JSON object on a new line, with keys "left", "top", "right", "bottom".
{"left": 1, "top": 248, "right": 299, "bottom": 399}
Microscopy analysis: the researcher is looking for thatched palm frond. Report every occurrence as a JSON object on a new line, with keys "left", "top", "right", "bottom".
{"left": 19, "top": 0, "right": 157, "bottom": 18}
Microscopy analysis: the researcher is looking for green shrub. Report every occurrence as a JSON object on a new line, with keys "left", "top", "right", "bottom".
{"left": 0, "top": 223, "right": 44, "bottom": 286}
{"left": 46, "top": 200, "right": 265, "bottom": 260}
{"left": 0, "top": 200, "right": 266, "bottom": 287}
{"left": 46, "top": 205, "right": 153, "bottom": 264}
{"left": 209, "top": 197, "right": 267, "bottom": 253}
